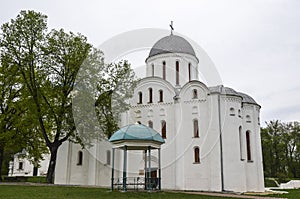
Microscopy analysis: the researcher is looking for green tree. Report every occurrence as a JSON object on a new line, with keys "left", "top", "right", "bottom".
{"left": 95, "top": 61, "right": 137, "bottom": 138}
{"left": 0, "top": 58, "right": 22, "bottom": 180}
{"left": 261, "top": 120, "right": 300, "bottom": 179}
{"left": 73, "top": 49, "right": 138, "bottom": 140}
{"left": 0, "top": 10, "right": 91, "bottom": 183}
{"left": 1, "top": 10, "right": 138, "bottom": 183}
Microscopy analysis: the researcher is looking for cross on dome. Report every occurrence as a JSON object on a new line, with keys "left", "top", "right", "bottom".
{"left": 170, "top": 21, "right": 174, "bottom": 35}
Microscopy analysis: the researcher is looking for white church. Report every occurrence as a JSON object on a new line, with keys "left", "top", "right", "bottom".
{"left": 54, "top": 32, "right": 265, "bottom": 192}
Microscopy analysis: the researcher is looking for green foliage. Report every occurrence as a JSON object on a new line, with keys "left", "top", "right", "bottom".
{"left": 0, "top": 10, "right": 138, "bottom": 183}
{"left": 95, "top": 61, "right": 138, "bottom": 138}
{"left": 261, "top": 120, "right": 300, "bottom": 179}
{"left": 264, "top": 178, "right": 279, "bottom": 187}
{"left": 0, "top": 10, "right": 92, "bottom": 183}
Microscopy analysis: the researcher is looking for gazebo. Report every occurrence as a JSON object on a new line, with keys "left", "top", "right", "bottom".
{"left": 109, "top": 123, "right": 165, "bottom": 191}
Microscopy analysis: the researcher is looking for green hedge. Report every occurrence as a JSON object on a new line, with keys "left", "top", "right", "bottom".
{"left": 3, "top": 176, "right": 47, "bottom": 183}
{"left": 264, "top": 178, "right": 279, "bottom": 187}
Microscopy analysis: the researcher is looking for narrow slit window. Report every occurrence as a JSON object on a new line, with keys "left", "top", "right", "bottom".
{"left": 193, "top": 119, "right": 199, "bottom": 138}
{"left": 239, "top": 126, "right": 244, "bottom": 160}
{"left": 138, "top": 92, "right": 142, "bottom": 104}
{"left": 176, "top": 61, "right": 179, "bottom": 85}
{"left": 188, "top": 63, "right": 191, "bottom": 81}
{"left": 162, "top": 61, "right": 166, "bottom": 80}
{"left": 151, "top": 64, "right": 154, "bottom": 77}
{"left": 194, "top": 147, "right": 200, "bottom": 163}
{"left": 246, "top": 131, "right": 252, "bottom": 161}
{"left": 159, "top": 90, "right": 163, "bottom": 102}
{"left": 193, "top": 89, "right": 198, "bottom": 99}
{"left": 149, "top": 88, "right": 153, "bottom": 103}
{"left": 230, "top": 108, "right": 235, "bottom": 116}
{"left": 161, "top": 120, "right": 166, "bottom": 139}
{"left": 77, "top": 151, "right": 83, "bottom": 165}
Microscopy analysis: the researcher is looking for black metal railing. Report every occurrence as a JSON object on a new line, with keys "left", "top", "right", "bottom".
{"left": 112, "top": 177, "right": 160, "bottom": 191}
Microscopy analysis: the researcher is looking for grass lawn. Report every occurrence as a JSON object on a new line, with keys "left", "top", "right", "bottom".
{"left": 0, "top": 185, "right": 235, "bottom": 199}
{"left": 0, "top": 184, "right": 299, "bottom": 199}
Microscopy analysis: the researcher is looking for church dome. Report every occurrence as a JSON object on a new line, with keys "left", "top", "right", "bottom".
{"left": 146, "top": 35, "right": 197, "bottom": 61}
{"left": 238, "top": 92, "right": 258, "bottom": 105}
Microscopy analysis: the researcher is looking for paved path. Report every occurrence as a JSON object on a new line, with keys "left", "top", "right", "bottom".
{"left": 183, "top": 191, "right": 287, "bottom": 199}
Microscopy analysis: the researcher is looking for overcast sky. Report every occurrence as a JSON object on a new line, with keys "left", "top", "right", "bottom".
{"left": 1, "top": 0, "right": 299, "bottom": 125}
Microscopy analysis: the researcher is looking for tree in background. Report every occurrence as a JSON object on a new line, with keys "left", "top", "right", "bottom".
{"left": 261, "top": 120, "right": 300, "bottom": 180}
{"left": 0, "top": 10, "right": 137, "bottom": 183}
{"left": 95, "top": 61, "right": 137, "bottom": 138}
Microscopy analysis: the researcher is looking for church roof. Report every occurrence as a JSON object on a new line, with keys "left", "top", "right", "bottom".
{"left": 109, "top": 123, "right": 165, "bottom": 144}
{"left": 209, "top": 85, "right": 259, "bottom": 105}
{"left": 146, "top": 34, "right": 197, "bottom": 61}
{"left": 238, "top": 92, "right": 258, "bottom": 105}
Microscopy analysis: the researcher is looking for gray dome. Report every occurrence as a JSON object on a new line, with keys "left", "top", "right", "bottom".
{"left": 146, "top": 35, "right": 197, "bottom": 60}
{"left": 209, "top": 85, "right": 259, "bottom": 105}
{"left": 209, "top": 86, "right": 239, "bottom": 96}
{"left": 238, "top": 92, "right": 258, "bottom": 104}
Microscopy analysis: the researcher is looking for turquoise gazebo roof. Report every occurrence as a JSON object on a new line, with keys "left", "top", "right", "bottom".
{"left": 109, "top": 123, "right": 165, "bottom": 144}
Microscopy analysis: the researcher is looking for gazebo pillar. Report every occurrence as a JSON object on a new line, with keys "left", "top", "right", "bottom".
{"left": 111, "top": 148, "right": 115, "bottom": 191}
{"left": 147, "top": 146, "right": 151, "bottom": 191}
{"left": 158, "top": 148, "right": 161, "bottom": 190}
{"left": 144, "top": 150, "right": 147, "bottom": 190}
{"left": 123, "top": 145, "right": 128, "bottom": 191}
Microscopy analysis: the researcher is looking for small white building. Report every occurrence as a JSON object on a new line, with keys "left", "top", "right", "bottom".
{"left": 55, "top": 33, "right": 265, "bottom": 193}
{"left": 8, "top": 150, "right": 49, "bottom": 177}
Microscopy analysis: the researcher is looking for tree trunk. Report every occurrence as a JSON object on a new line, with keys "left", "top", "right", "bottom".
{"left": 46, "top": 145, "right": 59, "bottom": 183}
{"left": 0, "top": 146, "right": 4, "bottom": 182}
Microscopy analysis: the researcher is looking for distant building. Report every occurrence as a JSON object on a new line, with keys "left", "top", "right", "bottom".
{"left": 55, "top": 32, "right": 265, "bottom": 192}
{"left": 8, "top": 150, "right": 49, "bottom": 177}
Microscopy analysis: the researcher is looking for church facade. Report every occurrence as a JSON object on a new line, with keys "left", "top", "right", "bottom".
{"left": 55, "top": 33, "right": 265, "bottom": 193}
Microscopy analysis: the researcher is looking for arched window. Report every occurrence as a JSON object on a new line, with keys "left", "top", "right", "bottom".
{"left": 148, "top": 120, "right": 153, "bottom": 128}
{"left": 176, "top": 61, "right": 179, "bottom": 85}
{"left": 151, "top": 64, "right": 154, "bottom": 77}
{"left": 188, "top": 63, "right": 191, "bottom": 81}
{"left": 148, "top": 88, "right": 153, "bottom": 103}
{"left": 230, "top": 107, "right": 235, "bottom": 116}
{"left": 193, "top": 119, "right": 199, "bottom": 138}
{"left": 238, "top": 109, "right": 241, "bottom": 118}
{"left": 106, "top": 150, "right": 111, "bottom": 165}
{"left": 161, "top": 120, "right": 166, "bottom": 139}
{"left": 162, "top": 61, "right": 166, "bottom": 80}
{"left": 159, "top": 90, "right": 163, "bottom": 102}
{"left": 246, "top": 131, "right": 252, "bottom": 161}
{"left": 194, "top": 147, "right": 200, "bottom": 163}
{"left": 77, "top": 151, "right": 83, "bottom": 165}
{"left": 246, "top": 115, "right": 251, "bottom": 123}
{"left": 192, "top": 89, "right": 198, "bottom": 99}
{"left": 239, "top": 126, "right": 244, "bottom": 160}
{"left": 138, "top": 92, "right": 142, "bottom": 104}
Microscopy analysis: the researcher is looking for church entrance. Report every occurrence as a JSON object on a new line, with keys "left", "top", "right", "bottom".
{"left": 146, "top": 169, "right": 158, "bottom": 190}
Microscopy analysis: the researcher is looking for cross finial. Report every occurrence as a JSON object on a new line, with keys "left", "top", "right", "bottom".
{"left": 170, "top": 21, "right": 174, "bottom": 35}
